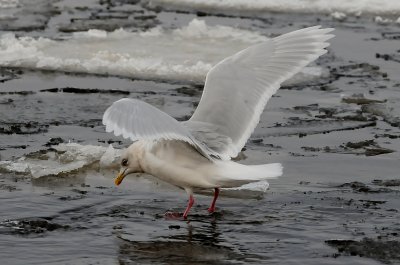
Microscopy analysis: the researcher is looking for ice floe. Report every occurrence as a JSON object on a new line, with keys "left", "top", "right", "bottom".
{"left": 0, "top": 19, "right": 324, "bottom": 84}
{"left": 330, "top": 12, "right": 347, "bottom": 21}
{"left": 0, "top": 143, "right": 121, "bottom": 179}
{"left": 147, "top": 0, "right": 400, "bottom": 16}
{"left": 374, "top": 16, "right": 393, "bottom": 25}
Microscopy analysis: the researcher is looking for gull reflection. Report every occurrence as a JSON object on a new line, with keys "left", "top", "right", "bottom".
{"left": 116, "top": 219, "right": 249, "bottom": 264}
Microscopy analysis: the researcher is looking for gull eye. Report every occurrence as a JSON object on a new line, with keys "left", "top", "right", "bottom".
{"left": 121, "top": 159, "right": 128, "bottom": 167}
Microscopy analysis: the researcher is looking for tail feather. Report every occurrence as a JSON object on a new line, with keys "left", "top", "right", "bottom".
{"left": 214, "top": 161, "right": 282, "bottom": 188}
{"left": 247, "top": 163, "right": 283, "bottom": 179}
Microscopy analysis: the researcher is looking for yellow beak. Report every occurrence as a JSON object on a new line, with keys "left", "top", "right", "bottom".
{"left": 114, "top": 169, "right": 127, "bottom": 186}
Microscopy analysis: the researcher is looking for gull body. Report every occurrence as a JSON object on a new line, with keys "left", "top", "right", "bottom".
{"left": 124, "top": 140, "right": 282, "bottom": 190}
{"left": 103, "top": 26, "right": 334, "bottom": 219}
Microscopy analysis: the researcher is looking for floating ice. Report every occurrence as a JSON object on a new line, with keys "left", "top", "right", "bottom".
{"left": 0, "top": 143, "right": 122, "bottom": 179}
{"left": 374, "top": 16, "right": 393, "bottom": 25}
{"left": 0, "top": 19, "right": 323, "bottom": 84}
{"left": 331, "top": 12, "right": 347, "bottom": 21}
{"left": 99, "top": 144, "right": 122, "bottom": 169}
{"left": 147, "top": 0, "right": 400, "bottom": 16}
{"left": 225, "top": 180, "right": 269, "bottom": 192}
{"left": 54, "top": 143, "right": 107, "bottom": 164}
{"left": 0, "top": 160, "right": 29, "bottom": 174}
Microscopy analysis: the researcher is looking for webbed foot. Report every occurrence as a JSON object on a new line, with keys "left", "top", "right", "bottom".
{"left": 164, "top": 211, "right": 184, "bottom": 220}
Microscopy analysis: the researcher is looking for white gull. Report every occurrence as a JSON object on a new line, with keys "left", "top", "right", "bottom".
{"left": 102, "top": 26, "right": 334, "bottom": 219}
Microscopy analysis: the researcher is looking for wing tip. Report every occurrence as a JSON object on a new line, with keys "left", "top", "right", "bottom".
{"left": 275, "top": 25, "right": 335, "bottom": 42}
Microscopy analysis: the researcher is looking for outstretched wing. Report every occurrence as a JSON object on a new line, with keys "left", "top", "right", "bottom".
{"left": 185, "top": 26, "right": 334, "bottom": 159}
{"left": 102, "top": 98, "right": 218, "bottom": 159}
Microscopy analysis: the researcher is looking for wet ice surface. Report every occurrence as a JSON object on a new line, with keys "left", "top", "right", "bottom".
{"left": 1, "top": 1, "right": 400, "bottom": 265}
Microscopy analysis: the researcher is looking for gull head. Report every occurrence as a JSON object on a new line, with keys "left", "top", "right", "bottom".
{"left": 114, "top": 141, "right": 144, "bottom": 186}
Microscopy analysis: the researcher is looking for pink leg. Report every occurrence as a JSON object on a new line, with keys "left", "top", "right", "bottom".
{"left": 182, "top": 194, "right": 194, "bottom": 219}
{"left": 165, "top": 190, "right": 195, "bottom": 220}
{"left": 208, "top": 188, "right": 220, "bottom": 213}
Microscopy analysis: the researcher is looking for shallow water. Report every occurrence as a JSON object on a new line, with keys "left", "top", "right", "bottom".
{"left": 1, "top": 0, "right": 400, "bottom": 264}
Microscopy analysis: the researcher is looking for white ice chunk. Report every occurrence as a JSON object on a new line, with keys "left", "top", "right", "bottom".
{"left": 331, "top": 12, "right": 347, "bottom": 21}
{"left": 54, "top": 143, "right": 107, "bottom": 164}
{"left": 0, "top": 19, "right": 323, "bottom": 84}
{"left": 173, "top": 19, "right": 267, "bottom": 42}
{"left": 0, "top": 143, "right": 124, "bottom": 179}
{"left": 99, "top": 144, "right": 122, "bottom": 169}
{"left": 224, "top": 180, "right": 270, "bottom": 192}
{"left": 147, "top": 0, "right": 400, "bottom": 16}
{"left": 0, "top": 161, "right": 29, "bottom": 174}
{"left": 374, "top": 16, "right": 393, "bottom": 25}
{"left": 29, "top": 160, "right": 88, "bottom": 179}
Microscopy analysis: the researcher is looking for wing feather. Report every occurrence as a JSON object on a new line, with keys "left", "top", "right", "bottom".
{"left": 185, "top": 26, "right": 334, "bottom": 159}
{"left": 102, "top": 98, "right": 218, "bottom": 160}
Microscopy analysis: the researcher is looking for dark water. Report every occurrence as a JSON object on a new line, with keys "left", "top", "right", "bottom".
{"left": 1, "top": 1, "right": 400, "bottom": 264}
